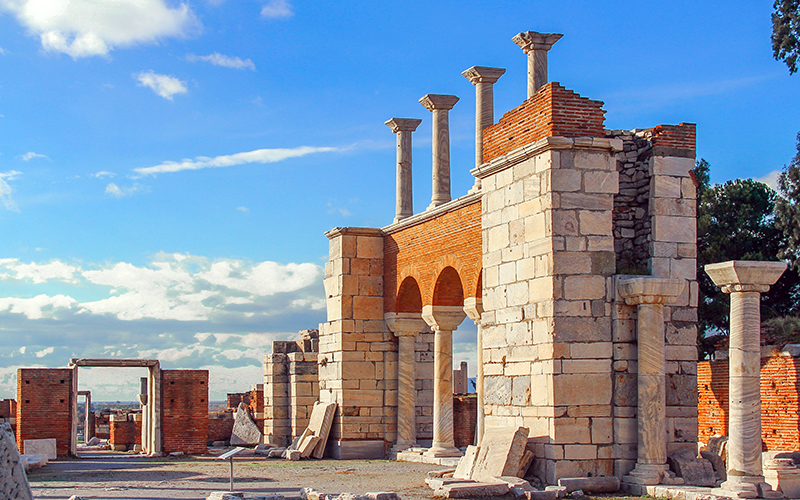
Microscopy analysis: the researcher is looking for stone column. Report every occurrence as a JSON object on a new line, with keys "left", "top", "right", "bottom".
{"left": 385, "top": 118, "right": 422, "bottom": 223}
{"left": 706, "top": 260, "right": 787, "bottom": 498}
{"left": 463, "top": 297, "right": 485, "bottom": 445}
{"left": 512, "top": 31, "right": 563, "bottom": 98}
{"left": 462, "top": 66, "right": 505, "bottom": 193}
{"left": 618, "top": 277, "right": 685, "bottom": 486}
{"left": 385, "top": 312, "right": 428, "bottom": 453}
{"left": 419, "top": 94, "right": 459, "bottom": 210}
{"left": 422, "top": 304, "right": 466, "bottom": 457}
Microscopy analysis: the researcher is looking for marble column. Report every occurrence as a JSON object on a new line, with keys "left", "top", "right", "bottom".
{"left": 706, "top": 260, "right": 787, "bottom": 499}
{"left": 385, "top": 312, "right": 428, "bottom": 453}
{"left": 422, "top": 304, "right": 466, "bottom": 457}
{"left": 463, "top": 297, "right": 485, "bottom": 445}
{"left": 462, "top": 66, "right": 505, "bottom": 193}
{"left": 618, "top": 277, "right": 685, "bottom": 486}
{"left": 419, "top": 94, "right": 459, "bottom": 210}
{"left": 385, "top": 118, "right": 422, "bottom": 223}
{"left": 512, "top": 31, "right": 563, "bottom": 98}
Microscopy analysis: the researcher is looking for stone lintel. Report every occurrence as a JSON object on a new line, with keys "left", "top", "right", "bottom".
{"left": 617, "top": 277, "right": 685, "bottom": 306}
{"left": 652, "top": 145, "right": 696, "bottom": 159}
{"left": 324, "top": 226, "right": 384, "bottom": 240}
{"left": 385, "top": 118, "right": 422, "bottom": 133}
{"left": 69, "top": 358, "right": 159, "bottom": 368}
{"left": 422, "top": 305, "right": 467, "bottom": 332}
{"left": 419, "top": 94, "right": 459, "bottom": 111}
{"left": 462, "top": 66, "right": 506, "bottom": 85}
{"left": 77, "top": 390, "right": 90, "bottom": 396}
{"left": 512, "top": 31, "right": 563, "bottom": 53}
{"left": 385, "top": 312, "right": 428, "bottom": 336}
{"left": 463, "top": 297, "right": 484, "bottom": 323}
{"left": 705, "top": 260, "right": 787, "bottom": 291}
{"left": 471, "top": 136, "right": 623, "bottom": 180}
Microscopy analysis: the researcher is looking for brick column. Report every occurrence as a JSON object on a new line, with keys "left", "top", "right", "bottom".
{"left": 618, "top": 277, "right": 684, "bottom": 486}
{"left": 462, "top": 66, "right": 505, "bottom": 193}
{"left": 385, "top": 118, "right": 422, "bottom": 223}
{"left": 422, "top": 305, "right": 466, "bottom": 458}
{"left": 463, "top": 297, "right": 485, "bottom": 444}
{"left": 512, "top": 31, "right": 563, "bottom": 98}
{"left": 706, "top": 260, "right": 787, "bottom": 499}
{"left": 419, "top": 94, "right": 459, "bottom": 209}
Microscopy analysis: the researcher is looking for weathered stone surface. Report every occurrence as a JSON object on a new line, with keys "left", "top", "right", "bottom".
{"left": 298, "top": 434, "right": 321, "bottom": 458}
{"left": 1, "top": 422, "right": 33, "bottom": 500}
{"left": 557, "top": 476, "right": 620, "bottom": 493}
{"left": 251, "top": 495, "right": 286, "bottom": 500}
{"left": 23, "top": 438, "right": 56, "bottom": 461}
{"left": 668, "top": 458, "right": 716, "bottom": 487}
{"left": 207, "top": 492, "right": 244, "bottom": 500}
{"left": 471, "top": 427, "right": 528, "bottom": 482}
{"left": 454, "top": 445, "right": 479, "bottom": 479}
{"left": 434, "top": 481, "right": 510, "bottom": 498}
{"left": 306, "top": 401, "right": 337, "bottom": 459}
{"left": 700, "top": 450, "right": 726, "bottom": 481}
{"left": 231, "top": 403, "right": 262, "bottom": 446}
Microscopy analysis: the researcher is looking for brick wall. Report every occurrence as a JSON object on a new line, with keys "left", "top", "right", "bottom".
{"left": 698, "top": 355, "right": 800, "bottom": 450}
{"left": 482, "top": 82, "right": 606, "bottom": 164}
{"left": 453, "top": 394, "right": 477, "bottom": 448}
{"left": 17, "top": 368, "right": 73, "bottom": 457}
{"left": 95, "top": 414, "right": 110, "bottom": 439}
{"left": 208, "top": 412, "right": 234, "bottom": 444}
{"left": 0, "top": 399, "right": 15, "bottom": 418}
{"left": 110, "top": 416, "right": 136, "bottom": 449}
{"left": 161, "top": 370, "right": 208, "bottom": 455}
{"left": 227, "top": 393, "right": 247, "bottom": 409}
{"left": 651, "top": 123, "right": 697, "bottom": 150}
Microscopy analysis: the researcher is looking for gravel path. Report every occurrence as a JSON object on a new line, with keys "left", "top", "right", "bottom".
{"left": 27, "top": 451, "right": 444, "bottom": 500}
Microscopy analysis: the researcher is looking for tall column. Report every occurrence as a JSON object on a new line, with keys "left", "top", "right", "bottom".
{"left": 512, "top": 31, "right": 563, "bottom": 98}
{"left": 385, "top": 312, "right": 428, "bottom": 453}
{"left": 706, "top": 260, "right": 787, "bottom": 499}
{"left": 385, "top": 118, "right": 422, "bottom": 223}
{"left": 422, "top": 304, "right": 466, "bottom": 457}
{"left": 462, "top": 66, "right": 505, "bottom": 193}
{"left": 618, "top": 277, "right": 685, "bottom": 486}
{"left": 463, "top": 297, "right": 485, "bottom": 445}
{"left": 419, "top": 94, "right": 459, "bottom": 209}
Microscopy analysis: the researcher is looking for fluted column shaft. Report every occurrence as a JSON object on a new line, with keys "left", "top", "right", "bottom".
{"left": 419, "top": 94, "right": 459, "bottom": 210}
{"left": 385, "top": 118, "right": 422, "bottom": 224}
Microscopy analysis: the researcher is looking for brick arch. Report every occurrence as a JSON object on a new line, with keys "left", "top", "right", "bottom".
{"left": 396, "top": 276, "right": 423, "bottom": 313}
{"left": 432, "top": 266, "right": 464, "bottom": 307}
{"left": 475, "top": 270, "right": 483, "bottom": 299}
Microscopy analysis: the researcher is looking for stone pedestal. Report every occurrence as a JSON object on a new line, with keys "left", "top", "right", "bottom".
{"left": 419, "top": 94, "right": 459, "bottom": 209}
{"left": 386, "top": 118, "right": 422, "bottom": 223}
{"left": 764, "top": 458, "right": 800, "bottom": 498}
{"left": 422, "top": 305, "right": 466, "bottom": 457}
{"left": 385, "top": 312, "right": 427, "bottom": 453}
{"left": 462, "top": 66, "right": 505, "bottom": 193}
{"left": 706, "top": 260, "right": 787, "bottom": 499}
{"left": 512, "top": 31, "right": 563, "bottom": 98}
{"left": 619, "top": 277, "right": 685, "bottom": 486}
{"left": 463, "top": 297, "right": 485, "bottom": 445}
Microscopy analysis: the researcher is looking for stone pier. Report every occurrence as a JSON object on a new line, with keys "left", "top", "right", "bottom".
{"left": 512, "top": 31, "right": 563, "bottom": 97}
{"left": 618, "top": 277, "right": 685, "bottom": 486}
{"left": 706, "top": 260, "right": 787, "bottom": 499}
{"left": 422, "top": 304, "right": 466, "bottom": 458}
{"left": 419, "top": 94, "right": 459, "bottom": 209}
{"left": 385, "top": 118, "right": 422, "bottom": 223}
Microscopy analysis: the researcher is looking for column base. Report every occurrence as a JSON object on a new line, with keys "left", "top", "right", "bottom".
{"left": 427, "top": 200, "right": 449, "bottom": 210}
{"left": 424, "top": 445, "right": 463, "bottom": 458}
{"left": 390, "top": 442, "right": 417, "bottom": 455}
{"left": 622, "top": 464, "right": 668, "bottom": 486}
{"left": 712, "top": 476, "right": 783, "bottom": 499}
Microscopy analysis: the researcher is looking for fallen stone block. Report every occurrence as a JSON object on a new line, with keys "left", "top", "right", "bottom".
{"left": 87, "top": 436, "right": 102, "bottom": 446}
{"left": 427, "top": 477, "right": 471, "bottom": 490}
{"left": 434, "top": 481, "right": 510, "bottom": 498}
{"left": 525, "top": 490, "right": 559, "bottom": 500}
{"left": 306, "top": 401, "right": 337, "bottom": 459}
{"left": 471, "top": 427, "right": 529, "bottom": 482}
{"left": 669, "top": 458, "right": 716, "bottom": 487}
{"left": 267, "top": 447, "right": 286, "bottom": 458}
{"left": 454, "top": 446, "right": 479, "bottom": 480}
{"left": 207, "top": 493, "right": 245, "bottom": 500}
{"left": 230, "top": 403, "right": 262, "bottom": 446}
{"left": 517, "top": 450, "right": 535, "bottom": 478}
{"left": 701, "top": 450, "right": 727, "bottom": 481}
{"left": 365, "top": 492, "right": 401, "bottom": 500}
{"left": 301, "top": 488, "right": 331, "bottom": 500}
{"left": 298, "top": 434, "right": 321, "bottom": 458}
{"left": 285, "top": 449, "right": 301, "bottom": 461}
{"left": 252, "top": 495, "right": 285, "bottom": 500}
{"left": 495, "top": 476, "right": 533, "bottom": 490}
{"left": 428, "top": 469, "right": 456, "bottom": 478}
{"left": 557, "top": 477, "right": 620, "bottom": 493}
{"left": 568, "top": 491, "right": 583, "bottom": 498}
{"left": 544, "top": 485, "right": 567, "bottom": 498}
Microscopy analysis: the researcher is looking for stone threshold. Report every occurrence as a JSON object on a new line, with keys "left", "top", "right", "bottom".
{"left": 396, "top": 448, "right": 463, "bottom": 467}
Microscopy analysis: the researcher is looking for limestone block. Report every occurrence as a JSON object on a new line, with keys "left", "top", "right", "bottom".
{"left": 356, "top": 236, "right": 383, "bottom": 259}
{"left": 353, "top": 296, "right": 382, "bottom": 320}
{"left": 652, "top": 198, "right": 696, "bottom": 218}
{"left": 681, "top": 177, "right": 697, "bottom": 199}
{"left": 488, "top": 226, "right": 510, "bottom": 252}
{"left": 613, "top": 417, "right": 637, "bottom": 444}
{"left": 484, "top": 376, "right": 512, "bottom": 405}
{"left": 552, "top": 169, "right": 582, "bottom": 192}
{"left": 471, "top": 426, "right": 529, "bottom": 482}
{"left": 512, "top": 376, "right": 531, "bottom": 405}
{"left": 561, "top": 359, "right": 611, "bottom": 374}
{"left": 454, "top": 445, "right": 480, "bottom": 479}
{"left": 579, "top": 210, "right": 612, "bottom": 235}
{"left": 612, "top": 373, "right": 637, "bottom": 407}
{"left": 651, "top": 156, "right": 694, "bottom": 178}
{"left": 652, "top": 216, "right": 696, "bottom": 244}
{"left": 591, "top": 418, "right": 613, "bottom": 444}
{"left": 584, "top": 171, "right": 619, "bottom": 194}
{"left": 651, "top": 176, "right": 682, "bottom": 199}
{"left": 560, "top": 192, "right": 613, "bottom": 211}
{"left": 553, "top": 374, "right": 612, "bottom": 405}
{"left": 554, "top": 317, "right": 611, "bottom": 342}
{"left": 23, "top": 438, "right": 56, "bottom": 461}
{"left": 573, "top": 151, "right": 615, "bottom": 171}
{"left": 553, "top": 253, "right": 592, "bottom": 275}
{"left": 552, "top": 211, "right": 579, "bottom": 236}
{"left": 570, "top": 342, "right": 612, "bottom": 359}
{"left": 231, "top": 403, "right": 263, "bottom": 446}
{"left": 434, "top": 481, "right": 510, "bottom": 498}
{"left": 667, "top": 457, "right": 716, "bottom": 486}
{"left": 558, "top": 476, "right": 620, "bottom": 493}
{"left": 553, "top": 418, "right": 591, "bottom": 444}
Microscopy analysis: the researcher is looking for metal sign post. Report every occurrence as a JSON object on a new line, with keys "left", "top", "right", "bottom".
{"left": 217, "top": 446, "right": 246, "bottom": 492}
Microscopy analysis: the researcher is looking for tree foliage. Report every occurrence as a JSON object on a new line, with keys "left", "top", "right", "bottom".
{"left": 776, "top": 134, "right": 800, "bottom": 268}
{"left": 773, "top": 0, "right": 800, "bottom": 74}
{"left": 695, "top": 160, "right": 800, "bottom": 358}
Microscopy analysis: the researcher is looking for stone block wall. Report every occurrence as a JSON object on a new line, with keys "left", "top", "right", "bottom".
{"left": 161, "top": 369, "right": 208, "bottom": 455}
{"left": 16, "top": 368, "right": 73, "bottom": 457}
{"left": 698, "top": 354, "right": 800, "bottom": 450}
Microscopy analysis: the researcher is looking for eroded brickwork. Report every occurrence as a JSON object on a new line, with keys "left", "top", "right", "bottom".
{"left": 16, "top": 368, "right": 73, "bottom": 456}
{"left": 161, "top": 369, "right": 208, "bottom": 455}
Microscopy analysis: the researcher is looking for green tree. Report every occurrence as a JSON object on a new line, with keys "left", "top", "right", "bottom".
{"left": 773, "top": 0, "right": 800, "bottom": 74}
{"left": 695, "top": 161, "right": 800, "bottom": 358}
{"left": 776, "top": 134, "right": 800, "bottom": 268}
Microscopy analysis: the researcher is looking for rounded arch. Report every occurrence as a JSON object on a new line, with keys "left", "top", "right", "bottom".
{"left": 432, "top": 266, "right": 464, "bottom": 306}
{"left": 396, "top": 276, "right": 423, "bottom": 313}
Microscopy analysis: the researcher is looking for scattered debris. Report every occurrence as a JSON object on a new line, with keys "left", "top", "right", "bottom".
{"left": 300, "top": 488, "right": 400, "bottom": 500}
{"left": 557, "top": 477, "right": 620, "bottom": 494}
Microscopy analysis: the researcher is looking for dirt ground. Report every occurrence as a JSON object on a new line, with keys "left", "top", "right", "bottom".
{"left": 27, "top": 450, "right": 444, "bottom": 500}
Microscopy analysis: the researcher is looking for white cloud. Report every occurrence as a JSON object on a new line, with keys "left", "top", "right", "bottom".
{"left": 756, "top": 170, "right": 781, "bottom": 191}
{"left": 236, "top": 206, "right": 249, "bottom": 214}
{"left": 19, "top": 151, "right": 48, "bottom": 161}
{"left": 35, "top": 346, "right": 54, "bottom": 358}
{"left": 199, "top": 260, "right": 320, "bottom": 296}
{"left": 0, "top": 170, "right": 21, "bottom": 212}
{"left": 0, "top": 47, "right": 5, "bottom": 55}
{"left": 135, "top": 71, "right": 188, "bottom": 100}
{"left": 0, "top": 294, "right": 77, "bottom": 319}
{"left": 105, "top": 182, "right": 145, "bottom": 197}
{"left": 134, "top": 146, "right": 338, "bottom": 176}
{"left": 261, "top": 0, "right": 293, "bottom": 18}
{"left": 92, "top": 171, "right": 116, "bottom": 178}
{"left": 0, "top": 258, "right": 78, "bottom": 283}
{"left": 187, "top": 52, "right": 255, "bottom": 70}
{"left": 18, "top": 346, "right": 25, "bottom": 354}
{"left": 0, "top": 0, "right": 199, "bottom": 58}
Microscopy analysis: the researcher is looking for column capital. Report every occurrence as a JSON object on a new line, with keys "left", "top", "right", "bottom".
{"left": 384, "top": 312, "right": 429, "bottom": 336}
{"left": 617, "top": 277, "right": 685, "bottom": 306}
{"left": 385, "top": 118, "right": 422, "bottom": 134}
{"left": 705, "top": 260, "right": 787, "bottom": 293}
{"left": 419, "top": 94, "right": 459, "bottom": 112}
{"left": 512, "top": 31, "right": 563, "bottom": 54}
{"left": 422, "top": 305, "right": 466, "bottom": 332}
{"left": 462, "top": 66, "right": 506, "bottom": 85}
{"left": 463, "top": 297, "right": 484, "bottom": 324}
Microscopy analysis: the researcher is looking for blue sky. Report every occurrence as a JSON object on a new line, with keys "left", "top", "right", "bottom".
{"left": 0, "top": 0, "right": 797, "bottom": 400}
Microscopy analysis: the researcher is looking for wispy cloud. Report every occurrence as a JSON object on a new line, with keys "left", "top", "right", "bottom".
{"left": 105, "top": 182, "right": 146, "bottom": 198}
{"left": 19, "top": 152, "right": 48, "bottom": 161}
{"left": 0, "top": 0, "right": 199, "bottom": 58}
{"left": 756, "top": 170, "right": 781, "bottom": 191}
{"left": 0, "top": 47, "right": 5, "bottom": 55}
{"left": 92, "top": 171, "right": 116, "bottom": 178}
{"left": 135, "top": 71, "right": 188, "bottom": 100}
{"left": 261, "top": 0, "right": 293, "bottom": 18}
{"left": 0, "top": 170, "right": 21, "bottom": 212}
{"left": 134, "top": 145, "right": 339, "bottom": 176}
{"left": 236, "top": 206, "right": 249, "bottom": 214}
{"left": 187, "top": 52, "right": 255, "bottom": 70}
